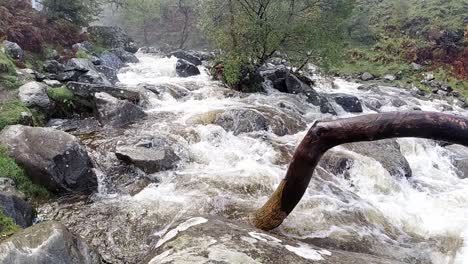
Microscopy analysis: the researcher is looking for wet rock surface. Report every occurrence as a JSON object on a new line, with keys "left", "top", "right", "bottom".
{"left": 0, "top": 125, "right": 98, "bottom": 194}
{"left": 142, "top": 217, "right": 405, "bottom": 264}
{"left": 176, "top": 59, "right": 200, "bottom": 77}
{"left": 344, "top": 139, "right": 412, "bottom": 178}
{"left": 95, "top": 92, "right": 146, "bottom": 128}
{"left": 0, "top": 221, "right": 103, "bottom": 264}
{"left": 0, "top": 192, "right": 34, "bottom": 228}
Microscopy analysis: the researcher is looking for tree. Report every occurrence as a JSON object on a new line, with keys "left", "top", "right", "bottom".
{"left": 121, "top": 0, "right": 163, "bottom": 45}
{"left": 252, "top": 111, "right": 468, "bottom": 230}
{"left": 41, "top": 0, "right": 103, "bottom": 26}
{"left": 199, "top": 0, "right": 354, "bottom": 70}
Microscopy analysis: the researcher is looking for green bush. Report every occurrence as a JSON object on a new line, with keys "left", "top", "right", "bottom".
{"left": 0, "top": 49, "right": 17, "bottom": 77}
{"left": 0, "top": 145, "right": 49, "bottom": 198}
{"left": 0, "top": 210, "right": 20, "bottom": 239}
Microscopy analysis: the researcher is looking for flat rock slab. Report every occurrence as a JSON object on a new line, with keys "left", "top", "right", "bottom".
{"left": 142, "top": 217, "right": 405, "bottom": 264}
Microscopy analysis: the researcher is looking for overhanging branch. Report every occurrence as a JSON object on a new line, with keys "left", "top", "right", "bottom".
{"left": 251, "top": 111, "right": 468, "bottom": 230}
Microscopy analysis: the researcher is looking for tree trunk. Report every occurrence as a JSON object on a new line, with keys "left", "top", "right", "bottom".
{"left": 252, "top": 111, "right": 468, "bottom": 231}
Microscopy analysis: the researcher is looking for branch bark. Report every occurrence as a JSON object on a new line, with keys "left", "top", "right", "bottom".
{"left": 251, "top": 111, "right": 468, "bottom": 230}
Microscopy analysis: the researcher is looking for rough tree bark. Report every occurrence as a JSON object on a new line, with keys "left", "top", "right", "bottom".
{"left": 251, "top": 112, "right": 468, "bottom": 230}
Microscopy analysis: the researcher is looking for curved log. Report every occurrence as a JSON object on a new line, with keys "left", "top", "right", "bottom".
{"left": 252, "top": 111, "right": 468, "bottom": 230}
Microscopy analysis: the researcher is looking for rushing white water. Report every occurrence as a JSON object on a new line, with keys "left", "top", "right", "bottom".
{"left": 40, "top": 52, "right": 468, "bottom": 263}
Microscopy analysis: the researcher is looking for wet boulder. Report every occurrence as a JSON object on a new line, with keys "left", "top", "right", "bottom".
{"left": 43, "top": 60, "right": 65, "bottom": 74}
{"left": 344, "top": 139, "right": 412, "bottom": 178}
{"left": 214, "top": 109, "right": 268, "bottom": 135}
{"left": 445, "top": 144, "right": 468, "bottom": 179}
{"left": 0, "top": 221, "right": 103, "bottom": 264}
{"left": 115, "top": 136, "right": 184, "bottom": 173}
{"left": 331, "top": 94, "right": 363, "bottom": 113}
{"left": 0, "top": 192, "right": 34, "bottom": 228}
{"left": 319, "top": 150, "right": 354, "bottom": 179}
{"left": 142, "top": 216, "right": 405, "bottom": 264}
{"left": 99, "top": 51, "right": 124, "bottom": 70}
{"left": 2, "top": 40, "right": 24, "bottom": 61}
{"left": 176, "top": 59, "right": 200, "bottom": 77}
{"left": 95, "top": 65, "right": 119, "bottom": 85}
{"left": 169, "top": 50, "right": 202, "bottom": 66}
{"left": 0, "top": 125, "right": 98, "bottom": 194}
{"left": 56, "top": 70, "right": 83, "bottom": 82}
{"left": 285, "top": 74, "right": 336, "bottom": 115}
{"left": 77, "top": 69, "right": 112, "bottom": 86}
{"left": 110, "top": 48, "right": 139, "bottom": 64}
{"left": 65, "top": 58, "right": 95, "bottom": 72}
{"left": 67, "top": 82, "right": 140, "bottom": 103}
{"left": 95, "top": 92, "right": 146, "bottom": 128}
{"left": 18, "top": 81, "right": 51, "bottom": 109}
{"left": 361, "top": 72, "right": 374, "bottom": 81}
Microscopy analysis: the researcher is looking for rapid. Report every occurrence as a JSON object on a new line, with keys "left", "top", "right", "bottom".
{"left": 38, "top": 52, "right": 468, "bottom": 264}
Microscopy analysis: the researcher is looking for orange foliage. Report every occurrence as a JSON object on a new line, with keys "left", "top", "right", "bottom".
{"left": 0, "top": 0, "right": 86, "bottom": 54}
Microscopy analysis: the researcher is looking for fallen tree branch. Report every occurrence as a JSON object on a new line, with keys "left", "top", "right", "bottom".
{"left": 252, "top": 111, "right": 468, "bottom": 230}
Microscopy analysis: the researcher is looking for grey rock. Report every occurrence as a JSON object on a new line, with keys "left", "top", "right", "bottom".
{"left": 319, "top": 150, "right": 354, "bottom": 179}
{"left": 214, "top": 109, "right": 268, "bottom": 135}
{"left": 176, "top": 59, "right": 200, "bottom": 77}
{"left": 411, "top": 63, "right": 422, "bottom": 71}
{"left": 43, "top": 60, "right": 65, "bottom": 74}
{"left": 169, "top": 50, "right": 202, "bottom": 66}
{"left": 67, "top": 82, "right": 140, "bottom": 102}
{"left": 56, "top": 70, "right": 83, "bottom": 82}
{"left": 99, "top": 51, "right": 123, "bottom": 70}
{"left": 43, "top": 79, "right": 62, "bottom": 87}
{"left": 110, "top": 48, "right": 139, "bottom": 63}
{"left": 46, "top": 118, "right": 101, "bottom": 135}
{"left": 383, "top": 74, "right": 397, "bottom": 81}
{"left": 285, "top": 74, "right": 336, "bottom": 115}
{"left": 18, "top": 82, "right": 50, "bottom": 109}
{"left": 95, "top": 92, "right": 146, "bottom": 128}
{"left": 331, "top": 94, "right": 363, "bottom": 113}
{"left": 361, "top": 72, "right": 374, "bottom": 81}
{"left": 0, "top": 178, "right": 16, "bottom": 193}
{"left": 142, "top": 216, "right": 405, "bottom": 264}
{"left": 0, "top": 125, "right": 98, "bottom": 194}
{"left": 2, "top": 40, "right": 24, "bottom": 61}
{"left": 95, "top": 65, "right": 119, "bottom": 85}
{"left": 0, "top": 221, "right": 103, "bottom": 264}
{"left": 446, "top": 145, "right": 468, "bottom": 179}
{"left": 391, "top": 98, "right": 407, "bottom": 107}
{"left": 344, "top": 139, "right": 412, "bottom": 178}
{"left": 0, "top": 193, "right": 34, "bottom": 228}
{"left": 65, "top": 58, "right": 95, "bottom": 72}
{"left": 77, "top": 69, "right": 112, "bottom": 86}
{"left": 115, "top": 137, "right": 183, "bottom": 173}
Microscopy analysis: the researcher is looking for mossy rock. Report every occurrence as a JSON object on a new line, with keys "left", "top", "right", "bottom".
{"left": 47, "top": 86, "right": 74, "bottom": 102}
{"left": 0, "top": 145, "right": 49, "bottom": 198}
{"left": 0, "top": 210, "right": 20, "bottom": 240}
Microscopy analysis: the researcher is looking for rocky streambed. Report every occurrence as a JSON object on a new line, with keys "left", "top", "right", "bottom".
{"left": 1, "top": 50, "right": 468, "bottom": 264}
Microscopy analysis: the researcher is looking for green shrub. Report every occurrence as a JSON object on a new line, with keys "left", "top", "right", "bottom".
{"left": 0, "top": 101, "right": 30, "bottom": 131}
{"left": 47, "top": 86, "right": 74, "bottom": 102}
{"left": 0, "top": 210, "right": 20, "bottom": 239}
{"left": 75, "top": 49, "right": 90, "bottom": 59}
{"left": 0, "top": 145, "right": 49, "bottom": 198}
{"left": 0, "top": 75, "right": 19, "bottom": 90}
{"left": 0, "top": 49, "right": 17, "bottom": 77}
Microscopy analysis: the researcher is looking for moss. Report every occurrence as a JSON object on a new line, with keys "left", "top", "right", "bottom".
{"left": 75, "top": 49, "right": 90, "bottom": 59}
{"left": 0, "top": 75, "right": 19, "bottom": 90}
{"left": 0, "top": 101, "right": 30, "bottom": 131}
{"left": 0, "top": 145, "right": 49, "bottom": 198}
{"left": 0, "top": 210, "right": 20, "bottom": 239}
{"left": 0, "top": 49, "right": 17, "bottom": 77}
{"left": 47, "top": 86, "right": 74, "bottom": 102}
